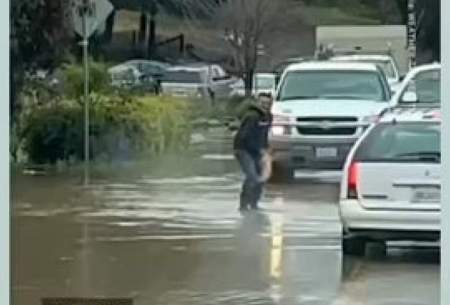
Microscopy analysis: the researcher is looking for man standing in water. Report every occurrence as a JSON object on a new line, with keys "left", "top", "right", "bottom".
{"left": 233, "top": 93, "right": 273, "bottom": 211}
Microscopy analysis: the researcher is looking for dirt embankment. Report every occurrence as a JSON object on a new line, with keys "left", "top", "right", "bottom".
{"left": 106, "top": 3, "right": 393, "bottom": 70}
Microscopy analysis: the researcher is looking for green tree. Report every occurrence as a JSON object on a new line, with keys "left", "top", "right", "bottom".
{"left": 10, "top": 0, "right": 73, "bottom": 122}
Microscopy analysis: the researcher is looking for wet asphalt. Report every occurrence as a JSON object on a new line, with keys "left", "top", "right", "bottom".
{"left": 11, "top": 129, "right": 440, "bottom": 305}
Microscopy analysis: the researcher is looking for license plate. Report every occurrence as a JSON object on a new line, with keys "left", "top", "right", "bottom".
{"left": 411, "top": 188, "right": 441, "bottom": 203}
{"left": 315, "top": 147, "right": 338, "bottom": 158}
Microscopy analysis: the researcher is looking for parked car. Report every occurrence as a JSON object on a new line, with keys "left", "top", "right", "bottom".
{"left": 120, "top": 59, "right": 171, "bottom": 78}
{"left": 269, "top": 61, "right": 392, "bottom": 180}
{"left": 389, "top": 63, "right": 441, "bottom": 108}
{"left": 339, "top": 107, "right": 441, "bottom": 255}
{"left": 330, "top": 54, "right": 402, "bottom": 93}
{"left": 108, "top": 65, "right": 157, "bottom": 91}
{"left": 229, "top": 73, "right": 277, "bottom": 97}
{"left": 160, "top": 63, "right": 236, "bottom": 100}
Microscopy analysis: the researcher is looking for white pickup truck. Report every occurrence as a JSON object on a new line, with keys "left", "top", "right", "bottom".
{"left": 269, "top": 61, "right": 392, "bottom": 181}
{"left": 330, "top": 54, "right": 403, "bottom": 94}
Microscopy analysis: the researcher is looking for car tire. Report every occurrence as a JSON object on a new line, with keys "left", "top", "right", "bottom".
{"left": 342, "top": 236, "right": 367, "bottom": 256}
{"left": 269, "top": 162, "right": 294, "bottom": 183}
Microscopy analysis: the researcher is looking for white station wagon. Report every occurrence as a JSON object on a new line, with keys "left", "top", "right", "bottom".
{"left": 339, "top": 108, "right": 441, "bottom": 255}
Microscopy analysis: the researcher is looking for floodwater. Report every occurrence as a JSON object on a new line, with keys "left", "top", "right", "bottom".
{"left": 11, "top": 129, "right": 440, "bottom": 305}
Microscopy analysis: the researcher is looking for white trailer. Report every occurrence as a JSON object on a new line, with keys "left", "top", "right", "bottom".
{"left": 316, "top": 25, "right": 409, "bottom": 75}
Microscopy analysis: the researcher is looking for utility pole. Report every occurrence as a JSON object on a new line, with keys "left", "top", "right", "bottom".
{"left": 147, "top": 2, "right": 158, "bottom": 58}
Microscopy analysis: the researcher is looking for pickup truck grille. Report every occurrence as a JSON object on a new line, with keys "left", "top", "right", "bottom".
{"left": 296, "top": 117, "right": 358, "bottom": 136}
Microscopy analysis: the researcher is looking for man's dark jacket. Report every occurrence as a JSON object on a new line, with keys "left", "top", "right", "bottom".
{"left": 233, "top": 103, "right": 272, "bottom": 157}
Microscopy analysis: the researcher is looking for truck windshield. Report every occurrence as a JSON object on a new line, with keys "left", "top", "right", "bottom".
{"left": 256, "top": 76, "right": 275, "bottom": 89}
{"left": 234, "top": 76, "right": 274, "bottom": 89}
{"left": 366, "top": 60, "right": 396, "bottom": 79}
{"left": 278, "top": 70, "right": 387, "bottom": 102}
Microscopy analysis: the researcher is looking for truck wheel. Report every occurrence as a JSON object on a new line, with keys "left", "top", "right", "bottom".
{"left": 208, "top": 88, "right": 215, "bottom": 100}
{"left": 366, "top": 241, "right": 387, "bottom": 258}
{"left": 343, "top": 236, "right": 367, "bottom": 256}
{"left": 269, "top": 162, "right": 294, "bottom": 183}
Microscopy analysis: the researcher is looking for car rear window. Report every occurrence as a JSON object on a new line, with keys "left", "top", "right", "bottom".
{"left": 161, "top": 71, "right": 204, "bottom": 83}
{"left": 354, "top": 122, "right": 441, "bottom": 163}
{"left": 111, "top": 69, "right": 136, "bottom": 82}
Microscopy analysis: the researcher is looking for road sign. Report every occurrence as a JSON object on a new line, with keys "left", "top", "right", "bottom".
{"left": 71, "top": 0, "right": 113, "bottom": 38}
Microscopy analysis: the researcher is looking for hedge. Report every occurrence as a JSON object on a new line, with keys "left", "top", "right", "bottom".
{"left": 19, "top": 94, "right": 192, "bottom": 164}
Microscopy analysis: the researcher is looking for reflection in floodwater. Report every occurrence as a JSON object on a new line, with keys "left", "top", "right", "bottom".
{"left": 269, "top": 198, "right": 284, "bottom": 281}
{"left": 12, "top": 166, "right": 343, "bottom": 305}
{"left": 269, "top": 197, "right": 284, "bottom": 304}
{"left": 11, "top": 130, "right": 440, "bottom": 305}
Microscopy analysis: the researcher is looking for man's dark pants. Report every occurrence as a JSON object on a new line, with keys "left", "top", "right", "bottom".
{"left": 235, "top": 149, "right": 264, "bottom": 210}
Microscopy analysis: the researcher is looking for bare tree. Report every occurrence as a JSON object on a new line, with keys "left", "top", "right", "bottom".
{"left": 110, "top": 0, "right": 219, "bottom": 56}
{"left": 110, "top": 0, "right": 217, "bottom": 16}
{"left": 153, "top": 0, "right": 218, "bottom": 18}
{"left": 218, "top": 0, "right": 286, "bottom": 96}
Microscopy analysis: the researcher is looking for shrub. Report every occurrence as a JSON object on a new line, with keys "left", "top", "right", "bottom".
{"left": 62, "top": 61, "right": 112, "bottom": 99}
{"left": 19, "top": 94, "right": 192, "bottom": 164}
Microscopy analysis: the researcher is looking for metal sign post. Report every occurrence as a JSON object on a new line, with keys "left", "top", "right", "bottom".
{"left": 81, "top": 3, "right": 90, "bottom": 186}
{"left": 72, "top": 0, "right": 113, "bottom": 186}
{"left": 407, "top": 0, "right": 417, "bottom": 69}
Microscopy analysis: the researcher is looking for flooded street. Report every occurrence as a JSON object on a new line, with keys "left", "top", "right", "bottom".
{"left": 11, "top": 130, "right": 439, "bottom": 305}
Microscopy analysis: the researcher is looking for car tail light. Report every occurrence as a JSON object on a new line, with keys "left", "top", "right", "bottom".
{"left": 347, "top": 162, "right": 359, "bottom": 199}
{"left": 423, "top": 110, "right": 442, "bottom": 120}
